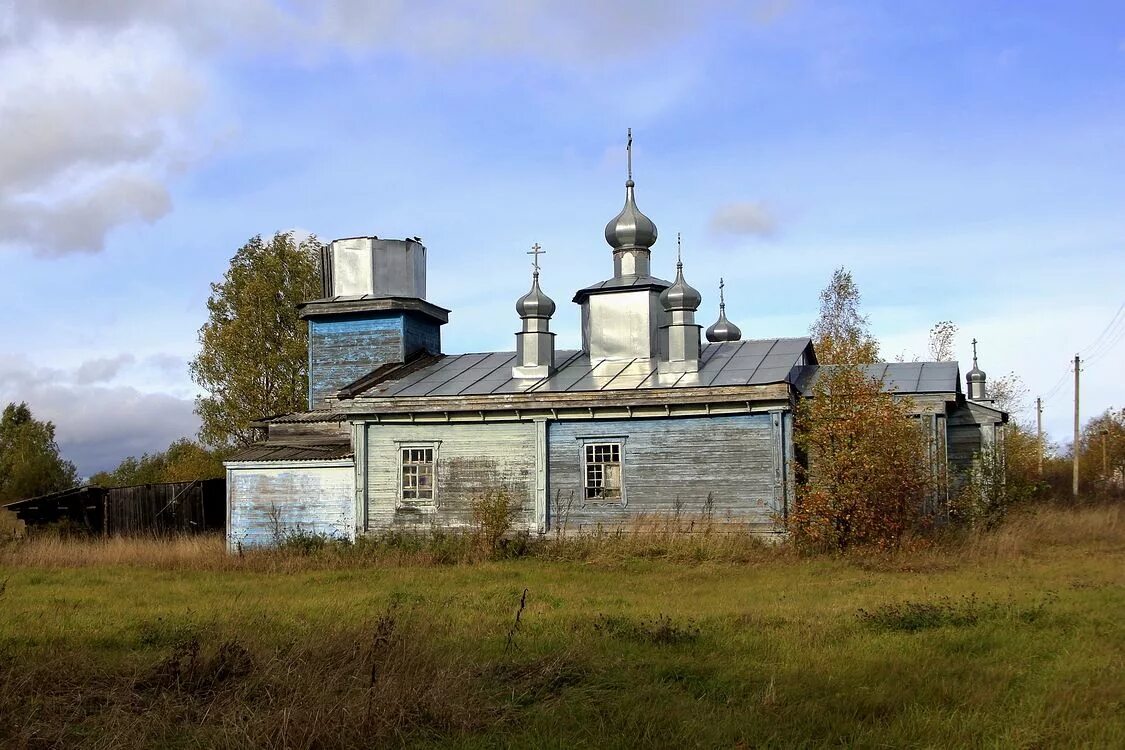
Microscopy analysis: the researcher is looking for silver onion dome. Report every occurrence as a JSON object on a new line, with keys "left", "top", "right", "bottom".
{"left": 605, "top": 179, "right": 658, "bottom": 250}
{"left": 660, "top": 244, "right": 701, "bottom": 312}
{"left": 706, "top": 311, "right": 742, "bottom": 343}
{"left": 966, "top": 338, "right": 986, "bottom": 382}
{"left": 516, "top": 271, "right": 556, "bottom": 319}
{"left": 705, "top": 278, "right": 742, "bottom": 342}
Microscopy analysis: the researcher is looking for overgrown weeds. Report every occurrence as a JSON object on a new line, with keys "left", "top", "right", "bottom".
{"left": 0, "top": 503, "right": 1120, "bottom": 572}
{"left": 856, "top": 592, "right": 1058, "bottom": 632}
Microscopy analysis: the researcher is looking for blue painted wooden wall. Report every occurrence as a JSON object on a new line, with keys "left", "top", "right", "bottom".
{"left": 308, "top": 312, "right": 441, "bottom": 408}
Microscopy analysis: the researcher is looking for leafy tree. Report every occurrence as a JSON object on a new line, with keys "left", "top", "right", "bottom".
{"left": 90, "top": 438, "right": 227, "bottom": 487}
{"left": 791, "top": 366, "right": 932, "bottom": 551}
{"left": 191, "top": 232, "right": 323, "bottom": 448}
{"left": 792, "top": 270, "right": 931, "bottom": 551}
{"left": 950, "top": 423, "right": 1047, "bottom": 528}
{"left": 0, "top": 402, "right": 77, "bottom": 501}
{"left": 810, "top": 267, "right": 879, "bottom": 364}
{"left": 927, "top": 321, "right": 957, "bottom": 362}
{"left": 1078, "top": 407, "right": 1125, "bottom": 497}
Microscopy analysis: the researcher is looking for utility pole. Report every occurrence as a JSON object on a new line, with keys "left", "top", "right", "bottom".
{"left": 1036, "top": 397, "right": 1044, "bottom": 477}
{"left": 1073, "top": 354, "right": 1081, "bottom": 499}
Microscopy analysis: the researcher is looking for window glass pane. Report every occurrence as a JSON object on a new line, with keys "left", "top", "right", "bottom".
{"left": 584, "top": 442, "right": 622, "bottom": 501}
{"left": 401, "top": 446, "right": 435, "bottom": 502}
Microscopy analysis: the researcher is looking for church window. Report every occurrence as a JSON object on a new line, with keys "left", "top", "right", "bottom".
{"left": 400, "top": 446, "right": 435, "bottom": 503}
{"left": 584, "top": 442, "right": 623, "bottom": 501}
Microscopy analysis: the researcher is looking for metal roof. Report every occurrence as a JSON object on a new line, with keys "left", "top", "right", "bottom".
{"left": 796, "top": 362, "right": 961, "bottom": 396}
{"left": 346, "top": 337, "right": 813, "bottom": 400}
{"left": 226, "top": 442, "right": 353, "bottom": 462}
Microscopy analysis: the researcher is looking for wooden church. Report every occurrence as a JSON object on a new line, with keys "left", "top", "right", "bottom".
{"left": 225, "top": 145, "right": 1006, "bottom": 548}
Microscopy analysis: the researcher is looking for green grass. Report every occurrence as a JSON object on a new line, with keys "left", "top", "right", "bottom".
{"left": 1, "top": 506, "right": 1123, "bottom": 748}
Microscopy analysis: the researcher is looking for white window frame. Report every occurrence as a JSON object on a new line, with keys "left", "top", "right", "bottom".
{"left": 578, "top": 437, "right": 627, "bottom": 506}
{"left": 395, "top": 441, "right": 440, "bottom": 508}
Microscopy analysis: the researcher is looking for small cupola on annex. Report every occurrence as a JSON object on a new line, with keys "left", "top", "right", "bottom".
{"left": 966, "top": 337, "right": 988, "bottom": 401}
{"left": 705, "top": 278, "right": 743, "bottom": 343}
{"left": 299, "top": 236, "right": 450, "bottom": 409}
{"left": 573, "top": 129, "right": 672, "bottom": 362}
{"left": 512, "top": 243, "right": 557, "bottom": 379}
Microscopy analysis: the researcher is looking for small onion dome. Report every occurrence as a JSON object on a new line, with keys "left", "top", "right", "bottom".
{"left": 706, "top": 278, "right": 742, "bottom": 342}
{"left": 605, "top": 179, "right": 658, "bottom": 250}
{"left": 705, "top": 308, "right": 742, "bottom": 342}
{"left": 966, "top": 338, "right": 986, "bottom": 382}
{"left": 660, "top": 263, "right": 701, "bottom": 312}
{"left": 516, "top": 272, "right": 556, "bottom": 318}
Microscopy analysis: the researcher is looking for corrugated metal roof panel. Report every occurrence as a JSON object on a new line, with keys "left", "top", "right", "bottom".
{"left": 227, "top": 442, "right": 354, "bottom": 462}
{"left": 798, "top": 362, "right": 961, "bottom": 396}
{"left": 342, "top": 338, "right": 812, "bottom": 401}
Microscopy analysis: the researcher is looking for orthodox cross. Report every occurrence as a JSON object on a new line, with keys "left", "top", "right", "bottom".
{"left": 676, "top": 232, "right": 682, "bottom": 266}
{"left": 627, "top": 127, "right": 633, "bottom": 181}
{"left": 971, "top": 337, "right": 978, "bottom": 363}
{"left": 719, "top": 277, "right": 727, "bottom": 310}
{"left": 527, "top": 243, "right": 545, "bottom": 274}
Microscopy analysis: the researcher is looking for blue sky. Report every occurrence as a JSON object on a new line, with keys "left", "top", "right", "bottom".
{"left": 2, "top": 1, "right": 1123, "bottom": 475}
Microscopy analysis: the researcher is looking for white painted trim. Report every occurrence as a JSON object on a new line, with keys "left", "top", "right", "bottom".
{"left": 224, "top": 459, "right": 355, "bottom": 470}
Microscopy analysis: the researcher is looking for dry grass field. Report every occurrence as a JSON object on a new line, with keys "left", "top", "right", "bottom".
{"left": 0, "top": 504, "right": 1122, "bottom": 748}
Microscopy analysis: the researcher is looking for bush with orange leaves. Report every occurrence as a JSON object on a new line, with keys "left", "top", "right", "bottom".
{"left": 790, "top": 364, "right": 933, "bottom": 552}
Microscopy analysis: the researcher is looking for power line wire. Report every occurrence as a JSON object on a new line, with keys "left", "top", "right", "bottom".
{"left": 1085, "top": 323, "right": 1125, "bottom": 366}
{"left": 1079, "top": 300, "right": 1125, "bottom": 358}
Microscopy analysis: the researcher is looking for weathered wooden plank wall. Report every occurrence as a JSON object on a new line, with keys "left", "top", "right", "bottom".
{"left": 308, "top": 315, "right": 404, "bottom": 407}
{"left": 402, "top": 313, "right": 441, "bottom": 357}
{"left": 546, "top": 413, "right": 782, "bottom": 531}
{"left": 103, "top": 479, "right": 225, "bottom": 536}
{"left": 308, "top": 313, "right": 442, "bottom": 408}
{"left": 364, "top": 422, "right": 536, "bottom": 532}
{"left": 227, "top": 463, "right": 355, "bottom": 549}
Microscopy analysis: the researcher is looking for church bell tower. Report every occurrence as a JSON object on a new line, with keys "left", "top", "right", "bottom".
{"left": 300, "top": 237, "right": 450, "bottom": 409}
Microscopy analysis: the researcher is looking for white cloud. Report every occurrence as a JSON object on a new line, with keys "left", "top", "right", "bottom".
{"left": 0, "top": 1, "right": 796, "bottom": 256}
{"left": 0, "top": 22, "right": 206, "bottom": 255}
{"left": 0, "top": 355, "right": 199, "bottom": 475}
{"left": 709, "top": 201, "right": 778, "bottom": 237}
{"left": 73, "top": 354, "right": 136, "bottom": 385}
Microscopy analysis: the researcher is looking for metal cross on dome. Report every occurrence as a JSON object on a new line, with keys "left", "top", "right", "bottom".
{"left": 627, "top": 127, "right": 633, "bottom": 181}
{"left": 527, "top": 243, "right": 545, "bottom": 274}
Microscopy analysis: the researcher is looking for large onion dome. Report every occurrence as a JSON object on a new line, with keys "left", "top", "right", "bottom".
{"left": 605, "top": 179, "right": 658, "bottom": 250}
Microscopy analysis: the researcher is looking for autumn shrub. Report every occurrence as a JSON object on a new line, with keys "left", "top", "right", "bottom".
{"left": 790, "top": 364, "right": 933, "bottom": 552}
{"left": 470, "top": 488, "right": 519, "bottom": 557}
